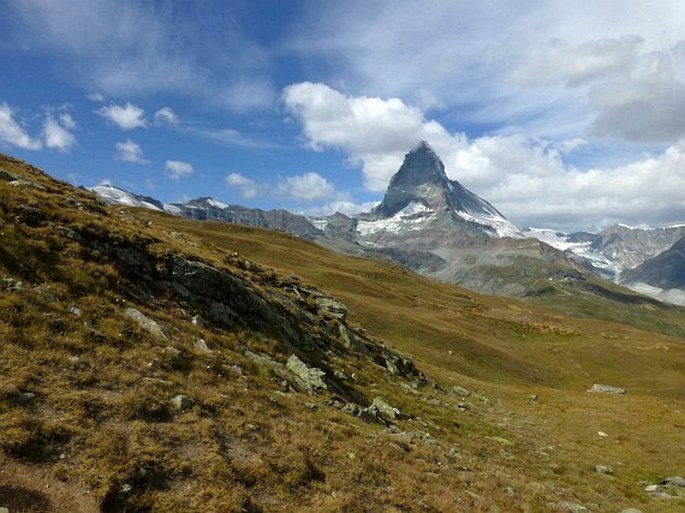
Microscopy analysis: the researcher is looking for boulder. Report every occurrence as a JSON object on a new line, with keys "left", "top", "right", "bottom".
{"left": 369, "top": 397, "right": 400, "bottom": 422}
{"left": 595, "top": 464, "right": 613, "bottom": 475}
{"left": 170, "top": 395, "right": 192, "bottom": 411}
{"left": 587, "top": 384, "right": 626, "bottom": 395}
{"left": 125, "top": 308, "right": 166, "bottom": 339}
{"left": 314, "top": 297, "right": 348, "bottom": 320}
{"left": 286, "top": 355, "right": 327, "bottom": 394}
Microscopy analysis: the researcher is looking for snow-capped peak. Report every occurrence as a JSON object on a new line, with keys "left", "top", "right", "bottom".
{"left": 89, "top": 184, "right": 163, "bottom": 212}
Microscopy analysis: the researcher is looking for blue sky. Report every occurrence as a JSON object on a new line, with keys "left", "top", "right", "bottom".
{"left": 1, "top": 0, "right": 685, "bottom": 231}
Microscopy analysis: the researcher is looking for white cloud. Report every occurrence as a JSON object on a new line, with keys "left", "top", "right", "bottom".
{"left": 289, "top": 1, "right": 685, "bottom": 140}
{"left": 305, "top": 200, "right": 380, "bottom": 217}
{"left": 511, "top": 36, "right": 644, "bottom": 87}
{"left": 226, "top": 172, "right": 259, "bottom": 199}
{"left": 0, "top": 103, "right": 42, "bottom": 150}
{"left": 283, "top": 82, "right": 430, "bottom": 191}
{"left": 98, "top": 102, "right": 146, "bottom": 130}
{"left": 115, "top": 139, "right": 148, "bottom": 164}
{"left": 153, "top": 107, "right": 178, "bottom": 126}
{"left": 589, "top": 41, "right": 685, "bottom": 142}
{"left": 6, "top": 1, "right": 274, "bottom": 112}
{"left": 165, "top": 160, "right": 193, "bottom": 180}
{"left": 87, "top": 92, "right": 105, "bottom": 102}
{"left": 285, "top": 82, "right": 685, "bottom": 230}
{"left": 277, "top": 172, "right": 334, "bottom": 201}
{"left": 43, "top": 115, "right": 77, "bottom": 152}
{"left": 59, "top": 113, "right": 77, "bottom": 130}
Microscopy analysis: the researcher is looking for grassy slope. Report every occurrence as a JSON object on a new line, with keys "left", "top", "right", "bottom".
{"left": 0, "top": 153, "right": 683, "bottom": 512}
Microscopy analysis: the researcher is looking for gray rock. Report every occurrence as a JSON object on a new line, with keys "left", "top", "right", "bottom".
{"left": 587, "top": 383, "right": 626, "bottom": 395}
{"left": 0, "top": 278, "right": 23, "bottom": 291}
{"left": 369, "top": 397, "right": 400, "bottom": 422}
{"left": 314, "top": 296, "right": 348, "bottom": 320}
{"left": 452, "top": 385, "right": 470, "bottom": 397}
{"left": 595, "top": 464, "right": 613, "bottom": 475}
{"left": 661, "top": 476, "right": 685, "bottom": 487}
{"left": 125, "top": 308, "right": 166, "bottom": 339}
{"left": 68, "top": 305, "right": 82, "bottom": 316}
{"left": 556, "top": 502, "right": 589, "bottom": 513}
{"left": 170, "top": 394, "right": 192, "bottom": 411}
{"left": 286, "top": 354, "right": 327, "bottom": 393}
{"left": 244, "top": 350, "right": 282, "bottom": 370}
{"left": 0, "top": 167, "right": 18, "bottom": 181}
{"left": 619, "top": 509, "right": 643, "bottom": 513}
{"left": 9, "top": 178, "right": 45, "bottom": 190}
{"left": 16, "top": 392, "right": 35, "bottom": 405}
{"left": 193, "top": 338, "right": 212, "bottom": 354}
{"left": 0, "top": 507, "right": 9, "bottom": 513}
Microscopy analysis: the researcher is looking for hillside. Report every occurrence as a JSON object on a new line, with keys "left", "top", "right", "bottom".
{"left": 0, "top": 153, "right": 684, "bottom": 512}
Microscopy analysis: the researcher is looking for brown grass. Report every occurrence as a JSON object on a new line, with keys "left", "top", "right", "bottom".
{"left": 0, "top": 153, "right": 683, "bottom": 512}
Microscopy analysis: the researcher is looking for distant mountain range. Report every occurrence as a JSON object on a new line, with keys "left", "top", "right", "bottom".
{"left": 90, "top": 141, "right": 685, "bottom": 305}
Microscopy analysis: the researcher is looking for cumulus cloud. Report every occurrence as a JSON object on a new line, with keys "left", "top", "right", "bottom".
{"left": 115, "top": 139, "right": 148, "bottom": 164}
{"left": 98, "top": 102, "right": 147, "bottom": 130}
{"left": 43, "top": 115, "right": 77, "bottom": 152}
{"left": 87, "top": 92, "right": 105, "bottom": 102}
{"left": 154, "top": 107, "right": 178, "bottom": 126}
{"left": 277, "top": 172, "right": 334, "bottom": 201}
{"left": 283, "top": 82, "right": 430, "bottom": 191}
{"left": 226, "top": 173, "right": 259, "bottom": 199}
{"left": 165, "top": 160, "right": 194, "bottom": 180}
{"left": 285, "top": 82, "right": 685, "bottom": 230}
{"left": 0, "top": 103, "right": 42, "bottom": 150}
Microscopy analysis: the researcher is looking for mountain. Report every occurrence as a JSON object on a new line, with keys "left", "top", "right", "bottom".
{"left": 166, "top": 197, "right": 323, "bottom": 239}
{"left": 89, "top": 143, "right": 673, "bottom": 308}
{"left": 590, "top": 223, "right": 685, "bottom": 270}
{"left": 361, "top": 141, "right": 520, "bottom": 238}
{"left": 89, "top": 183, "right": 165, "bottom": 211}
{"left": 2, "top": 152, "right": 685, "bottom": 512}
{"left": 621, "top": 236, "right": 685, "bottom": 305}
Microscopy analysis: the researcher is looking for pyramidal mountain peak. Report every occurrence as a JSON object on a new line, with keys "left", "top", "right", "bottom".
{"left": 367, "top": 140, "right": 521, "bottom": 238}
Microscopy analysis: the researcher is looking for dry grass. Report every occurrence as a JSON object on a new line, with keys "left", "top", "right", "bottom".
{"left": 0, "top": 153, "right": 683, "bottom": 512}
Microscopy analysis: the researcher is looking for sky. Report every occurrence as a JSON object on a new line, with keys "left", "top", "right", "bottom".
{"left": 1, "top": 0, "right": 685, "bottom": 232}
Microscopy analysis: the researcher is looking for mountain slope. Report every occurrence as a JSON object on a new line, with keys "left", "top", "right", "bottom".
{"left": 2, "top": 153, "right": 684, "bottom": 512}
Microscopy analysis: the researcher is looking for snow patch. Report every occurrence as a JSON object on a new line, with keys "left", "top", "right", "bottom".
{"left": 358, "top": 202, "right": 435, "bottom": 236}
{"left": 90, "top": 184, "right": 162, "bottom": 212}
{"left": 207, "top": 198, "right": 229, "bottom": 209}
{"left": 456, "top": 210, "right": 522, "bottom": 238}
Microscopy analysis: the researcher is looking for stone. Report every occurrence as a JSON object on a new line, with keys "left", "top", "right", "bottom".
{"left": 0, "top": 167, "right": 18, "bottom": 181}
{"left": 369, "top": 397, "right": 400, "bottom": 422}
{"left": 286, "top": 354, "right": 327, "bottom": 393}
{"left": 587, "top": 383, "right": 626, "bottom": 395}
{"left": 314, "top": 296, "right": 348, "bottom": 320}
{"left": 619, "top": 509, "right": 643, "bottom": 513}
{"left": 125, "top": 308, "right": 166, "bottom": 339}
{"left": 0, "top": 278, "right": 23, "bottom": 291}
{"left": 452, "top": 385, "right": 470, "bottom": 397}
{"left": 68, "top": 305, "right": 82, "bottom": 317}
{"left": 170, "top": 394, "right": 192, "bottom": 411}
{"left": 556, "top": 502, "right": 589, "bottom": 513}
{"left": 194, "top": 338, "right": 212, "bottom": 354}
{"left": 595, "top": 464, "right": 613, "bottom": 475}
{"left": 660, "top": 476, "right": 685, "bottom": 487}
{"left": 16, "top": 392, "right": 36, "bottom": 405}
